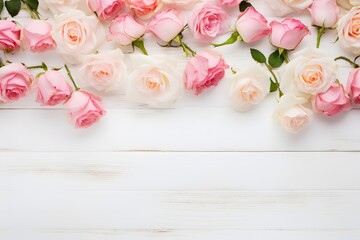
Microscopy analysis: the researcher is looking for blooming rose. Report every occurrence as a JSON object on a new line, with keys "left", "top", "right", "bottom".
{"left": 337, "top": 0, "right": 360, "bottom": 9}
{"left": 66, "top": 90, "right": 105, "bottom": 128}
{"left": 269, "top": 18, "right": 310, "bottom": 50}
{"left": 229, "top": 65, "right": 270, "bottom": 111}
{"left": 162, "top": 0, "right": 196, "bottom": 7}
{"left": 127, "top": 54, "right": 183, "bottom": 107}
{"left": 184, "top": 50, "right": 229, "bottom": 95}
{"left": 23, "top": 20, "right": 56, "bottom": 52}
{"left": 281, "top": 48, "right": 337, "bottom": 97}
{"left": 314, "top": 83, "right": 351, "bottom": 116}
{"left": 36, "top": 70, "right": 73, "bottom": 106}
{"left": 188, "top": 1, "right": 230, "bottom": 42}
{"left": 78, "top": 49, "right": 127, "bottom": 92}
{"left": 310, "top": 0, "right": 339, "bottom": 28}
{"left": 274, "top": 94, "right": 312, "bottom": 133}
{"left": 0, "top": 20, "right": 21, "bottom": 52}
{"left": 235, "top": 7, "right": 271, "bottom": 43}
{"left": 40, "top": 0, "right": 80, "bottom": 15}
{"left": 219, "top": 0, "right": 242, "bottom": 7}
{"left": 264, "top": 0, "right": 313, "bottom": 16}
{"left": 346, "top": 68, "right": 360, "bottom": 104}
{"left": 52, "top": 10, "right": 102, "bottom": 64}
{"left": 88, "top": 0, "right": 125, "bottom": 20}
{"left": 109, "top": 14, "right": 147, "bottom": 46}
{"left": 148, "top": 9, "right": 185, "bottom": 43}
{"left": 126, "top": 0, "right": 160, "bottom": 17}
{"left": 0, "top": 63, "right": 33, "bottom": 103}
{"left": 338, "top": 6, "right": 360, "bottom": 55}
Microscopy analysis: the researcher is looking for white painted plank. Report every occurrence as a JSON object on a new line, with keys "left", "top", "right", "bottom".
{"left": 1, "top": 152, "right": 360, "bottom": 191}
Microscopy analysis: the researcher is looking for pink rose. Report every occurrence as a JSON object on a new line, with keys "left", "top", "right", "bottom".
{"left": 188, "top": 2, "right": 230, "bottom": 42}
{"left": 235, "top": 7, "right": 271, "bottom": 43}
{"left": 0, "top": 63, "right": 33, "bottom": 103}
{"left": 0, "top": 20, "right": 21, "bottom": 52}
{"left": 109, "top": 13, "right": 147, "bottom": 46}
{"left": 314, "top": 83, "right": 351, "bottom": 116}
{"left": 88, "top": 0, "right": 125, "bottom": 20}
{"left": 36, "top": 70, "right": 73, "bottom": 106}
{"left": 219, "top": 0, "right": 242, "bottom": 7}
{"left": 23, "top": 20, "right": 56, "bottom": 52}
{"left": 309, "top": 0, "right": 339, "bottom": 28}
{"left": 126, "top": 0, "right": 159, "bottom": 16}
{"left": 184, "top": 50, "right": 229, "bottom": 95}
{"left": 148, "top": 9, "right": 185, "bottom": 43}
{"left": 346, "top": 68, "right": 360, "bottom": 104}
{"left": 269, "top": 18, "right": 310, "bottom": 50}
{"left": 66, "top": 90, "right": 105, "bottom": 128}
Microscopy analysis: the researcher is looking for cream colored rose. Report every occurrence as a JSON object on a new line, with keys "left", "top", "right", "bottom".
{"left": 40, "top": 0, "right": 80, "bottom": 15}
{"left": 127, "top": 54, "right": 183, "bottom": 108}
{"left": 274, "top": 94, "right": 312, "bottom": 133}
{"left": 281, "top": 48, "right": 337, "bottom": 97}
{"left": 264, "top": 0, "right": 312, "bottom": 16}
{"left": 337, "top": 0, "right": 360, "bottom": 9}
{"left": 162, "top": 0, "right": 197, "bottom": 8}
{"left": 338, "top": 6, "right": 360, "bottom": 55}
{"left": 78, "top": 49, "right": 127, "bottom": 93}
{"left": 52, "top": 10, "right": 103, "bottom": 64}
{"left": 229, "top": 65, "right": 270, "bottom": 112}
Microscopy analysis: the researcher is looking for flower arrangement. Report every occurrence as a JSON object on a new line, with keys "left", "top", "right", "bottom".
{"left": 0, "top": 0, "right": 359, "bottom": 133}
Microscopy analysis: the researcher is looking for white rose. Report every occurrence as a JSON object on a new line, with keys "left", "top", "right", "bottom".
{"left": 162, "top": 0, "right": 197, "bottom": 8}
{"left": 229, "top": 65, "right": 270, "bottom": 112}
{"left": 40, "top": 0, "right": 80, "bottom": 15}
{"left": 281, "top": 48, "right": 337, "bottom": 97}
{"left": 264, "top": 0, "right": 312, "bottom": 16}
{"left": 127, "top": 54, "right": 183, "bottom": 108}
{"left": 338, "top": 6, "right": 360, "bottom": 55}
{"left": 78, "top": 49, "right": 127, "bottom": 93}
{"left": 274, "top": 94, "right": 313, "bottom": 133}
{"left": 52, "top": 10, "right": 103, "bottom": 64}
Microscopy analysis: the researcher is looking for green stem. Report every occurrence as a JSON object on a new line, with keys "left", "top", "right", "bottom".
{"left": 26, "top": 62, "right": 48, "bottom": 71}
{"left": 282, "top": 49, "right": 290, "bottom": 63}
{"left": 265, "top": 62, "right": 283, "bottom": 98}
{"left": 212, "top": 31, "right": 241, "bottom": 48}
{"left": 316, "top": 26, "right": 325, "bottom": 48}
{"left": 132, "top": 38, "right": 148, "bottom": 55}
{"left": 0, "top": 58, "right": 4, "bottom": 68}
{"left": 65, "top": 64, "right": 80, "bottom": 91}
{"left": 172, "top": 35, "right": 196, "bottom": 57}
{"left": 334, "top": 56, "right": 360, "bottom": 68}
{"left": 21, "top": 0, "right": 40, "bottom": 19}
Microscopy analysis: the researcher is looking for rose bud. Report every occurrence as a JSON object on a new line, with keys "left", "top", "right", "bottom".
{"left": 314, "top": 82, "right": 351, "bottom": 116}
{"left": 88, "top": 0, "right": 125, "bottom": 20}
{"left": 109, "top": 13, "right": 147, "bottom": 46}
{"left": 66, "top": 90, "right": 105, "bottom": 128}
{"left": 0, "top": 63, "right": 33, "bottom": 103}
{"left": 126, "top": 0, "right": 159, "bottom": 16}
{"left": 310, "top": 0, "right": 339, "bottom": 28}
{"left": 0, "top": 20, "right": 21, "bottom": 52}
{"left": 347, "top": 68, "right": 360, "bottom": 104}
{"left": 269, "top": 18, "right": 310, "bottom": 50}
{"left": 36, "top": 70, "right": 73, "bottom": 106}
{"left": 184, "top": 50, "right": 229, "bottom": 95}
{"left": 148, "top": 9, "right": 185, "bottom": 43}
{"left": 23, "top": 20, "right": 56, "bottom": 52}
{"left": 219, "top": 0, "right": 242, "bottom": 7}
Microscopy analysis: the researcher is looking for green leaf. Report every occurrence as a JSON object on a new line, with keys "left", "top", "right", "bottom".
{"left": 5, "top": 0, "right": 21, "bottom": 17}
{"left": 22, "top": 0, "right": 38, "bottom": 10}
{"left": 268, "top": 49, "right": 285, "bottom": 68}
{"left": 270, "top": 79, "right": 278, "bottom": 93}
{"left": 0, "top": 0, "right": 4, "bottom": 14}
{"left": 250, "top": 48, "right": 266, "bottom": 64}
{"left": 212, "top": 31, "right": 240, "bottom": 47}
{"left": 239, "top": 1, "right": 253, "bottom": 12}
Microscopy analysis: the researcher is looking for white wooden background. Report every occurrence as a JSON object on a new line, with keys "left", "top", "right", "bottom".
{"left": 1, "top": 2, "right": 360, "bottom": 239}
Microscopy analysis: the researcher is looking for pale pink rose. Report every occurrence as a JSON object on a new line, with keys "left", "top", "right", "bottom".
{"left": 148, "top": 9, "right": 185, "bottom": 43}
{"left": 235, "top": 7, "right": 270, "bottom": 43}
{"left": 269, "top": 18, "right": 310, "bottom": 50}
{"left": 219, "top": 0, "right": 242, "bottom": 7}
{"left": 126, "top": 0, "right": 159, "bottom": 16}
{"left": 338, "top": 6, "right": 360, "bottom": 55}
{"left": 36, "top": 71, "right": 73, "bottom": 106}
{"left": 314, "top": 83, "right": 351, "bottom": 116}
{"left": 309, "top": 0, "right": 339, "bottom": 28}
{"left": 23, "top": 20, "right": 56, "bottom": 52}
{"left": 162, "top": 0, "right": 196, "bottom": 8}
{"left": 109, "top": 13, "right": 147, "bottom": 46}
{"left": 346, "top": 68, "right": 360, "bottom": 104}
{"left": 0, "top": 63, "right": 33, "bottom": 103}
{"left": 88, "top": 0, "right": 125, "bottom": 20}
{"left": 184, "top": 50, "right": 229, "bottom": 95}
{"left": 265, "top": 0, "right": 312, "bottom": 17}
{"left": 66, "top": 90, "right": 105, "bottom": 128}
{"left": 188, "top": 2, "right": 230, "bottom": 42}
{"left": 0, "top": 20, "right": 21, "bottom": 52}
